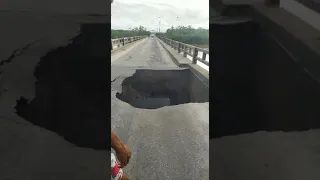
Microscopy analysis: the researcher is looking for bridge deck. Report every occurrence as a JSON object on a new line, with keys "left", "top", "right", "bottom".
{"left": 112, "top": 38, "right": 177, "bottom": 67}
{"left": 211, "top": 130, "right": 320, "bottom": 180}
{"left": 0, "top": 13, "right": 108, "bottom": 179}
{"left": 210, "top": 3, "right": 320, "bottom": 180}
{"left": 111, "top": 38, "right": 209, "bottom": 179}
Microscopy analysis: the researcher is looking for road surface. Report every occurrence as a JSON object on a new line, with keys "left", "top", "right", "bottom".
{"left": 111, "top": 37, "right": 209, "bottom": 179}
{"left": 112, "top": 37, "right": 177, "bottom": 67}
{"left": 210, "top": 130, "right": 320, "bottom": 180}
{"left": 0, "top": 18, "right": 107, "bottom": 180}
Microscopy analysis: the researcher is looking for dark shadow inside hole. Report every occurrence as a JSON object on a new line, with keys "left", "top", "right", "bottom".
{"left": 210, "top": 20, "right": 320, "bottom": 139}
{"left": 14, "top": 23, "right": 110, "bottom": 150}
{"left": 116, "top": 69, "right": 209, "bottom": 109}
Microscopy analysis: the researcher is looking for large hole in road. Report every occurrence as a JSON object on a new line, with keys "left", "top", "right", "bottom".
{"left": 116, "top": 69, "right": 209, "bottom": 109}
{"left": 210, "top": 20, "right": 320, "bottom": 139}
{"left": 14, "top": 24, "right": 109, "bottom": 150}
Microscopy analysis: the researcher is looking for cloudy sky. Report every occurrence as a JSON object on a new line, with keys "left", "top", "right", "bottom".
{"left": 111, "top": 0, "right": 209, "bottom": 31}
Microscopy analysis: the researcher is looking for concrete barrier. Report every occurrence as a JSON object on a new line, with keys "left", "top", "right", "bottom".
{"left": 111, "top": 35, "right": 147, "bottom": 52}
{"left": 156, "top": 37, "right": 209, "bottom": 88}
{"left": 157, "top": 36, "right": 209, "bottom": 66}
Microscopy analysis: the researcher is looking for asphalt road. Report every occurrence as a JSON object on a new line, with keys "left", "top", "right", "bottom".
{"left": 112, "top": 37, "right": 177, "bottom": 67}
{"left": 0, "top": 12, "right": 108, "bottom": 180}
{"left": 0, "top": 47, "right": 108, "bottom": 178}
{"left": 111, "top": 37, "right": 209, "bottom": 179}
{"left": 209, "top": 3, "right": 320, "bottom": 178}
{"left": 210, "top": 130, "right": 320, "bottom": 180}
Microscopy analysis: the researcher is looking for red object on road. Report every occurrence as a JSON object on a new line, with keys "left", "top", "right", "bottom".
{"left": 111, "top": 153, "right": 123, "bottom": 180}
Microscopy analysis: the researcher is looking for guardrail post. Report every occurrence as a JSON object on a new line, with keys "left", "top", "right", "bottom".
{"left": 192, "top": 48, "right": 198, "bottom": 64}
{"left": 122, "top": 38, "right": 125, "bottom": 46}
{"left": 202, "top": 52, "right": 206, "bottom": 61}
{"left": 183, "top": 45, "right": 187, "bottom": 57}
{"left": 111, "top": 40, "right": 113, "bottom": 50}
{"left": 178, "top": 43, "right": 181, "bottom": 53}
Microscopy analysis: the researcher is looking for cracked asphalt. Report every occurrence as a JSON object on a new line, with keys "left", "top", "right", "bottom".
{"left": 0, "top": 12, "right": 108, "bottom": 180}
{"left": 111, "top": 37, "right": 209, "bottom": 179}
{"left": 0, "top": 11, "right": 208, "bottom": 179}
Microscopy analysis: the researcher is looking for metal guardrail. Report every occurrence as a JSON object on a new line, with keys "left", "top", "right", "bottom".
{"left": 111, "top": 35, "right": 147, "bottom": 50}
{"left": 157, "top": 36, "right": 209, "bottom": 66}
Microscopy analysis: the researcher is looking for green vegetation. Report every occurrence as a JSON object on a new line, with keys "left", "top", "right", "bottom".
{"left": 157, "top": 26, "right": 209, "bottom": 45}
{"left": 111, "top": 26, "right": 150, "bottom": 39}
{"left": 189, "top": 44, "right": 209, "bottom": 48}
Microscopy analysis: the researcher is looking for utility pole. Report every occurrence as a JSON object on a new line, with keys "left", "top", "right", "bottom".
{"left": 158, "top": 17, "right": 160, "bottom": 33}
{"left": 176, "top": 17, "right": 179, "bottom": 28}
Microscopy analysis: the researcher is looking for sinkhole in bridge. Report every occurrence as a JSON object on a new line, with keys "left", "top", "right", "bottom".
{"left": 116, "top": 69, "right": 209, "bottom": 109}
{"left": 14, "top": 24, "right": 110, "bottom": 150}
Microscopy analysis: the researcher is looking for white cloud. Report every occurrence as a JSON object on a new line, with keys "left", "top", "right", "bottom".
{"left": 111, "top": 0, "right": 209, "bottom": 31}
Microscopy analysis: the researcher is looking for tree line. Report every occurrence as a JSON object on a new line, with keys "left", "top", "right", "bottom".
{"left": 157, "top": 26, "right": 209, "bottom": 45}
{"left": 111, "top": 25, "right": 150, "bottom": 39}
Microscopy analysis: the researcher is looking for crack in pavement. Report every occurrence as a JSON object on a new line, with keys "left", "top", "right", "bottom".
{"left": 111, "top": 75, "right": 123, "bottom": 83}
{"left": 0, "top": 39, "right": 42, "bottom": 66}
